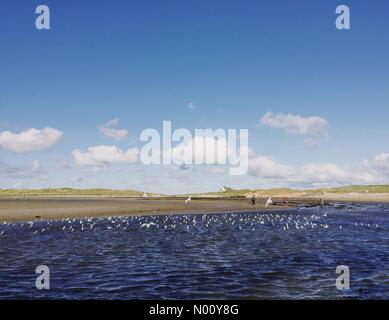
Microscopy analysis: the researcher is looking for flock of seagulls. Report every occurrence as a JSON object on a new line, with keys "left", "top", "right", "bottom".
{"left": 0, "top": 207, "right": 383, "bottom": 237}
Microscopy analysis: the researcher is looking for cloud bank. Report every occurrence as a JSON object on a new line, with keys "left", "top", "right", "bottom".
{"left": 247, "top": 152, "right": 389, "bottom": 187}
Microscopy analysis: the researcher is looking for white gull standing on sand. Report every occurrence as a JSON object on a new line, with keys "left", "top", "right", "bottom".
{"left": 265, "top": 197, "right": 272, "bottom": 208}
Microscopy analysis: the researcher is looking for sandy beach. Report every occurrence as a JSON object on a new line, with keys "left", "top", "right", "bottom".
{"left": 1, "top": 193, "right": 388, "bottom": 222}
{"left": 0, "top": 196, "right": 300, "bottom": 222}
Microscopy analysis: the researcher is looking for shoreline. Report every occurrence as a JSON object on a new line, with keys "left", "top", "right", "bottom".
{"left": 1, "top": 194, "right": 388, "bottom": 223}
{"left": 0, "top": 197, "right": 288, "bottom": 223}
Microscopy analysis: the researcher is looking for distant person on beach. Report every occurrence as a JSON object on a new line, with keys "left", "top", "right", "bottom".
{"left": 265, "top": 197, "right": 272, "bottom": 207}
{"left": 283, "top": 196, "right": 289, "bottom": 207}
{"left": 251, "top": 196, "right": 256, "bottom": 205}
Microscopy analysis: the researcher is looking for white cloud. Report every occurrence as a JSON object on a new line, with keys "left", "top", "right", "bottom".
{"left": 98, "top": 119, "right": 128, "bottom": 140}
{"left": 366, "top": 153, "right": 389, "bottom": 172}
{"left": 248, "top": 156, "right": 296, "bottom": 179}
{"left": 0, "top": 127, "right": 63, "bottom": 153}
{"left": 247, "top": 152, "right": 389, "bottom": 187}
{"left": 72, "top": 145, "right": 139, "bottom": 168}
{"left": 295, "top": 163, "right": 349, "bottom": 184}
{"left": 260, "top": 112, "right": 328, "bottom": 137}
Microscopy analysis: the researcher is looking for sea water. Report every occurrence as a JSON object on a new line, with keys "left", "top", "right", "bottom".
{"left": 0, "top": 203, "right": 388, "bottom": 299}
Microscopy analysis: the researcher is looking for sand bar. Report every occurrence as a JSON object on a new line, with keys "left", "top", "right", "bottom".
{"left": 0, "top": 197, "right": 297, "bottom": 222}
{"left": 0, "top": 194, "right": 388, "bottom": 222}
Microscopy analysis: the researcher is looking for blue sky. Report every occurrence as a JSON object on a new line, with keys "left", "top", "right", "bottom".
{"left": 1, "top": 0, "right": 389, "bottom": 193}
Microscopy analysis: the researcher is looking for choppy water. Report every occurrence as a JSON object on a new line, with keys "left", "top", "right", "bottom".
{"left": 0, "top": 203, "right": 388, "bottom": 299}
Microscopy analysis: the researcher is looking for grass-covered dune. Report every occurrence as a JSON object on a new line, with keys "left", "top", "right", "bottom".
{"left": 1, "top": 185, "right": 389, "bottom": 198}
{"left": 0, "top": 188, "right": 145, "bottom": 197}
{"left": 192, "top": 185, "right": 389, "bottom": 198}
{"left": 307, "top": 185, "right": 389, "bottom": 194}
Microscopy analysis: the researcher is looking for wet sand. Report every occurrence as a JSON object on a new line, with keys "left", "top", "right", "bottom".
{"left": 1, "top": 193, "right": 388, "bottom": 222}
{"left": 0, "top": 197, "right": 294, "bottom": 222}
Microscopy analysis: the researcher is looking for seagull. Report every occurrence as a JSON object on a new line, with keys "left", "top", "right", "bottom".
{"left": 265, "top": 197, "right": 272, "bottom": 207}
{"left": 140, "top": 222, "right": 156, "bottom": 229}
{"left": 185, "top": 196, "right": 192, "bottom": 204}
